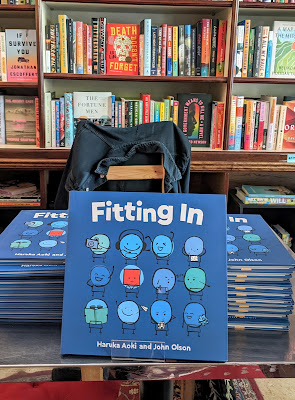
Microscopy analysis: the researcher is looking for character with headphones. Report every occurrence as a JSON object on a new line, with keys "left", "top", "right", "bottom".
{"left": 116, "top": 230, "right": 147, "bottom": 265}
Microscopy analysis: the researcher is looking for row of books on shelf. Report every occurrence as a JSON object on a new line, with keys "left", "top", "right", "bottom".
{"left": 45, "top": 91, "right": 224, "bottom": 149}
{"left": 234, "top": 20, "right": 295, "bottom": 79}
{"left": 241, "top": 0, "right": 295, "bottom": 3}
{"left": 0, "top": 0, "right": 34, "bottom": 3}
{"left": 0, "top": 180, "right": 40, "bottom": 206}
{"left": 235, "top": 184, "right": 295, "bottom": 204}
{"left": 229, "top": 95, "right": 295, "bottom": 151}
{"left": 45, "top": 17, "right": 227, "bottom": 77}
{"left": 0, "top": 95, "right": 39, "bottom": 146}
{"left": 272, "top": 224, "right": 293, "bottom": 248}
{"left": 0, "top": 29, "right": 37, "bottom": 82}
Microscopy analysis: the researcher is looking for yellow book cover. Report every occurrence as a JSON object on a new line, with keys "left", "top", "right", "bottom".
{"left": 173, "top": 101, "right": 179, "bottom": 125}
{"left": 172, "top": 26, "right": 178, "bottom": 77}
{"left": 228, "top": 96, "right": 237, "bottom": 149}
{"left": 76, "top": 21, "right": 84, "bottom": 74}
{"left": 244, "top": 99, "right": 253, "bottom": 150}
{"left": 241, "top": 20, "right": 251, "bottom": 78}
{"left": 58, "top": 15, "right": 68, "bottom": 73}
{"left": 160, "top": 102, "right": 165, "bottom": 121}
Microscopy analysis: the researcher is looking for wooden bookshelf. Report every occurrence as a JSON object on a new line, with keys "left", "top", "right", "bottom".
{"left": 0, "top": 82, "right": 38, "bottom": 88}
{"left": 239, "top": 2, "right": 295, "bottom": 9}
{"left": 234, "top": 78, "right": 295, "bottom": 84}
{"left": 0, "top": 4, "right": 35, "bottom": 11}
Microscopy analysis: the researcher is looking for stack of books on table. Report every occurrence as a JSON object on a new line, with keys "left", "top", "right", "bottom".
{"left": 0, "top": 210, "right": 68, "bottom": 322}
{"left": 235, "top": 185, "right": 295, "bottom": 205}
{"left": 0, "top": 181, "right": 41, "bottom": 207}
{"left": 227, "top": 214, "right": 295, "bottom": 331}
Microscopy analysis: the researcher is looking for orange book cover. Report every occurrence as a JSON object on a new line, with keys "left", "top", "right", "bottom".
{"left": 76, "top": 21, "right": 83, "bottom": 74}
{"left": 106, "top": 24, "right": 139, "bottom": 75}
{"left": 283, "top": 100, "right": 295, "bottom": 150}
{"left": 216, "top": 102, "right": 225, "bottom": 149}
{"left": 139, "top": 33, "right": 144, "bottom": 76}
{"left": 216, "top": 20, "right": 227, "bottom": 77}
{"left": 201, "top": 19, "right": 211, "bottom": 76}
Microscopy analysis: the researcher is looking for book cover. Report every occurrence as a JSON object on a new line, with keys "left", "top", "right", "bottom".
{"left": 4, "top": 96, "right": 36, "bottom": 145}
{"left": 261, "top": 95, "right": 277, "bottom": 151}
{"left": 265, "top": 30, "right": 273, "bottom": 78}
{"left": 172, "top": 26, "right": 178, "bottom": 77}
{"left": 282, "top": 100, "right": 295, "bottom": 150}
{"left": 45, "top": 92, "right": 54, "bottom": 148}
{"left": 111, "top": 95, "right": 115, "bottom": 127}
{"left": 239, "top": 20, "right": 251, "bottom": 77}
{"left": 250, "top": 100, "right": 257, "bottom": 150}
{"left": 258, "top": 26, "right": 269, "bottom": 78}
{"left": 247, "top": 28, "right": 255, "bottom": 77}
{"left": 35, "top": 97, "right": 40, "bottom": 148}
{"left": 227, "top": 214, "right": 295, "bottom": 268}
{"left": 215, "top": 102, "right": 224, "bottom": 150}
{"left": 273, "top": 104, "right": 281, "bottom": 150}
{"left": 58, "top": 15, "right": 68, "bottom": 74}
{"left": 150, "top": 99, "right": 155, "bottom": 123}
{"left": 271, "top": 21, "right": 295, "bottom": 78}
{"left": 140, "top": 94, "right": 150, "bottom": 124}
{"left": 253, "top": 100, "right": 261, "bottom": 150}
{"left": 67, "top": 19, "right": 74, "bottom": 74}
{"left": 59, "top": 97, "right": 65, "bottom": 147}
{"left": 161, "top": 24, "right": 167, "bottom": 76}
{"left": 210, "top": 101, "right": 218, "bottom": 149}
{"left": 55, "top": 23, "right": 60, "bottom": 73}
{"left": 133, "top": 100, "right": 139, "bottom": 126}
{"left": 184, "top": 25, "right": 191, "bottom": 76}
{"left": 0, "top": 210, "right": 68, "bottom": 263}
{"left": 92, "top": 18, "right": 99, "bottom": 74}
{"left": 178, "top": 25, "right": 184, "bottom": 77}
{"left": 87, "top": 24, "right": 92, "bottom": 74}
{"left": 0, "top": 95, "right": 5, "bottom": 144}
{"left": 262, "top": 101, "right": 270, "bottom": 150}
{"left": 157, "top": 27, "right": 162, "bottom": 76}
{"left": 242, "top": 185, "right": 295, "bottom": 198}
{"left": 106, "top": 24, "right": 139, "bottom": 75}
{"left": 51, "top": 99, "right": 56, "bottom": 147}
{"left": 0, "top": 32, "right": 7, "bottom": 82}
{"left": 139, "top": 34, "right": 144, "bottom": 76}
{"left": 257, "top": 101, "right": 266, "bottom": 151}
{"left": 216, "top": 20, "right": 226, "bottom": 77}
{"left": 173, "top": 100, "right": 179, "bottom": 125}
{"left": 151, "top": 26, "right": 158, "bottom": 76}
{"left": 154, "top": 102, "right": 160, "bottom": 122}
{"left": 73, "top": 92, "right": 112, "bottom": 128}
{"left": 210, "top": 19, "right": 218, "bottom": 77}
{"left": 201, "top": 19, "right": 211, "bottom": 77}
{"left": 166, "top": 26, "right": 172, "bottom": 76}
{"left": 228, "top": 96, "right": 237, "bottom": 150}
{"left": 253, "top": 26, "right": 262, "bottom": 78}
{"left": 244, "top": 100, "right": 252, "bottom": 151}
{"left": 234, "top": 96, "right": 244, "bottom": 150}
{"left": 178, "top": 93, "right": 212, "bottom": 147}
{"left": 45, "top": 25, "right": 51, "bottom": 73}
{"left": 83, "top": 23, "right": 87, "bottom": 74}
{"left": 99, "top": 18, "right": 106, "bottom": 75}
{"left": 141, "top": 19, "right": 151, "bottom": 76}
{"left": 191, "top": 26, "right": 196, "bottom": 76}
{"left": 196, "top": 21, "right": 202, "bottom": 77}
{"left": 61, "top": 191, "right": 228, "bottom": 361}
{"left": 76, "top": 21, "right": 83, "bottom": 74}
{"left": 64, "top": 93, "right": 73, "bottom": 147}
{"left": 55, "top": 100, "right": 60, "bottom": 148}
{"left": 235, "top": 24, "right": 244, "bottom": 77}
{"left": 5, "top": 29, "right": 37, "bottom": 82}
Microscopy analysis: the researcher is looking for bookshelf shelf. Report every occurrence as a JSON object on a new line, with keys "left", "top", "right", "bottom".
{"left": 239, "top": 2, "right": 295, "bottom": 9}
{"left": 0, "top": 82, "right": 38, "bottom": 88}
{"left": 44, "top": 0, "right": 232, "bottom": 7}
{"left": 0, "top": 5, "right": 35, "bottom": 12}
{"left": 234, "top": 78, "right": 295, "bottom": 84}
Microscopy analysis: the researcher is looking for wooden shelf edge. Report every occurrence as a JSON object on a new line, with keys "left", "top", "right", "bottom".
{"left": 43, "top": 0, "right": 232, "bottom": 7}
{"left": 0, "top": 82, "right": 38, "bottom": 88}
{"left": 0, "top": 4, "right": 35, "bottom": 11}
{"left": 239, "top": 1, "right": 295, "bottom": 9}
{"left": 234, "top": 77, "right": 295, "bottom": 84}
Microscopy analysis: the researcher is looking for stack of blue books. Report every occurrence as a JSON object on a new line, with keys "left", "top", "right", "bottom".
{"left": 227, "top": 214, "right": 295, "bottom": 331}
{"left": 0, "top": 210, "right": 68, "bottom": 322}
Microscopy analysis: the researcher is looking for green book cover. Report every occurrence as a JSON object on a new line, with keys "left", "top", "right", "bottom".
{"left": 271, "top": 21, "right": 295, "bottom": 78}
{"left": 154, "top": 102, "right": 160, "bottom": 122}
{"left": 247, "top": 28, "right": 255, "bottom": 77}
{"left": 164, "top": 99, "right": 170, "bottom": 121}
{"left": 138, "top": 100, "right": 143, "bottom": 124}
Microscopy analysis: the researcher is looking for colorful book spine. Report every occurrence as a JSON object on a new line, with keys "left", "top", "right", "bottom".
{"left": 50, "top": 24, "right": 56, "bottom": 73}
{"left": 166, "top": 95, "right": 174, "bottom": 122}
{"left": 184, "top": 24, "right": 191, "bottom": 76}
{"left": 160, "top": 102, "right": 165, "bottom": 121}
{"left": 191, "top": 26, "right": 196, "bottom": 76}
{"left": 144, "top": 19, "right": 151, "bottom": 76}
{"left": 55, "top": 23, "right": 60, "bottom": 73}
{"left": 87, "top": 24, "right": 92, "bottom": 74}
{"left": 216, "top": 102, "right": 225, "bottom": 149}
{"left": 173, "top": 100, "right": 179, "bottom": 125}
{"left": 178, "top": 25, "right": 184, "bottom": 76}
{"left": 234, "top": 96, "right": 244, "bottom": 150}
{"left": 128, "top": 101, "right": 134, "bottom": 127}
{"left": 59, "top": 97, "right": 65, "bottom": 147}
{"left": 253, "top": 101, "right": 260, "bottom": 150}
{"left": 98, "top": 17, "right": 106, "bottom": 75}
{"left": 154, "top": 102, "right": 160, "bottom": 122}
{"left": 45, "top": 26, "right": 51, "bottom": 73}
{"left": 166, "top": 26, "right": 173, "bottom": 76}
{"left": 67, "top": 19, "right": 74, "bottom": 74}
{"left": 172, "top": 26, "right": 178, "bottom": 77}
{"left": 140, "top": 94, "right": 150, "bottom": 124}
{"left": 0, "top": 96, "right": 5, "bottom": 144}
{"left": 138, "top": 100, "right": 143, "bottom": 125}
{"left": 150, "top": 100, "right": 155, "bottom": 123}
{"left": 257, "top": 101, "right": 266, "bottom": 151}
{"left": 164, "top": 98, "right": 170, "bottom": 121}
{"left": 92, "top": 18, "right": 98, "bottom": 74}
{"left": 151, "top": 26, "right": 158, "bottom": 76}
{"left": 273, "top": 104, "right": 280, "bottom": 151}
{"left": 259, "top": 26, "right": 269, "bottom": 78}
{"left": 201, "top": 19, "right": 211, "bottom": 77}
{"left": 216, "top": 20, "right": 226, "bottom": 78}
{"left": 139, "top": 34, "right": 144, "bottom": 76}
{"left": 83, "top": 23, "right": 87, "bottom": 74}
{"left": 65, "top": 93, "right": 74, "bottom": 148}
{"left": 35, "top": 97, "right": 40, "bottom": 148}
{"left": 55, "top": 100, "right": 60, "bottom": 147}
{"left": 241, "top": 20, "right": 251, "bottom": 78}
{"left": 157, "top": 27, "right": 162, "bottom": 76}
{"left": 44, "top": 92, "right": 52, "bottom": 147}
{"left": 76, "top": 21, "right": 83, "bottom": 74}
{"left": 210, "top": 102, "right": 218, "bottom": 149}
{"left": 241, "top": 102, "right": 247, "bottom": 150}
{"left": 244, "top": 100, "right": 253, "bottom": 151}
{"left": 72, "top": 21, "right": 76, "bottom": 73}
{"left": 229, "top": 96, "right": 237, "bottom": 150}
{"left": 235, "top": 25, "right": 244, "bottom": 77}
{"left": 262, "top": 102, "right": 270, "bottom": 150}
{"left": 121, "top": 97, "right": 125, "bottom": 128}
{"left": 161, "top": 24, "right": 167, "bottom": 76}
{"left": 250, "top": 100, "right": 257, "bottom": 150}
{"left": 115, "top": 101, "right": 118, "bottom": 128}
{"left": 111, "top": 95, "right": 115, "bottom": 127}
{"left": 124, "top": 100, "right": 129, "bottom": 127}
{"left": 276, "top": 105, "right": 287, "bottom": 151}
{"left": 51, "top": 100, "right": 56, "bottom": 147}
{"left": 58, "top": 15, "right": 68, "bottom": 73}
{"left": 253, "top": 26, "right": 262, "bottom": 78}
{"left": 210, "top": 19, "right": 218, "bottom": 77}
{"left": 247, "top": 28, "right": 255, "bottom": 77}
{"left": 265, "top": 30, "right": 273, "bottom": 78}
{"left": 196, "top": 21, "right": 202, "bottom": 76}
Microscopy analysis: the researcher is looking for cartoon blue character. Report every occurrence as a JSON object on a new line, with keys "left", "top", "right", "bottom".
{"left": 117, "top": 301, "right": 141, "bottom": 334}
{"left": 20, "top": 229, "right": 40, "bottom": 239}
{"left": 10, "top": 239, "right": 31, "bottom": 249}
{"left": 87, "top": 265, "right": 114, "bottom": 297}
{"left": 184, "top": 268, "right": 209, "bottom": 300}
{"left": 227, "top": 234, "right": 236, "bottom": 242}
{"left": 238, "top": 225, "right": 253, "bottom": 234}
{"left": 84, "top": 299, "right": 108, "bottom": 333}
{"left": 152, "top": 268, "right": 176, "bottom": 299}
{"left": 227, "top": 243, "right": 239, "bottom": 255}
{"left": 183, "top": 303, "right": 208, "bottom": 337}
{"left": 39, "top": 239, "right": 58, "bottom": 250}
{"left": 50, "top": 221, "right": 68, "bottom": 229}
{"left": 249, "top": 244, "right": 270, "bottom": 256}
{"left": 243, "top": 233, "right": 261, "bottom": 243}
{"left": 85, "top": 234, "right": 111, "bottom": 262}
{"left": 116, "top": 230, "right": 147, "bottom": 265}
{"left": 183, "top": 237, "right": 206, "bottom": 266}
{"left": 150, "top": 300, "right": 174, "bottom": 336}
{"left": 120, "top": 265, "right": 144, "bottom": 298}
{"left": 25, "top": 221, "right": 43, "bottom": 228}
{"left": 147, "top": 232, "right": 174, "bottom": 265}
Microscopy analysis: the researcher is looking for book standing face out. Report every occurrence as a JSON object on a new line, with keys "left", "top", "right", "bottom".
{"left": 62, "top": 191, "right": 228, "bottom": 361}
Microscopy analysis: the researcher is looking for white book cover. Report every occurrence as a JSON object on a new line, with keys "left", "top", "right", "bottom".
{"left": 73, "top": 92, "right": 112, "bottom": 126}
{"left": 271, "top": 21, "right": 295, "bottom": 78}
{"left": 276, "top": 105, "right": 287, "bottom": 151}
{"left": 258, "top": 26, "right": 269, "bottom": 78}
{"left": 261, "top": 95, "right": 277, "bottom": 151}
{"left": 44, "top": 92, "right": 53, "bottom": 148}
{"left": 273, "top": 104, "right": 281, "bottom": 150}
{"left": 51, "top": 100, "right": 56, "bottom": 148}
{"left": 236, "top": 25, "right": 244, "bottom": 77}
{"left": 150, "top": 100, "right": 155, "bottom": 123}
{"left": 0, "top": 95, "right": 5, "bottom": 144}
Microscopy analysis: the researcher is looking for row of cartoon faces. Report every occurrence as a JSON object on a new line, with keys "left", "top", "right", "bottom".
{"left": 86, "top": 232, "right": 206, "bottom": 259}
{"left": 85, "top": 299, "right": 209, "bottom": 327}
{"left": 90, "top": 266, "right": 207, "bottom": 293}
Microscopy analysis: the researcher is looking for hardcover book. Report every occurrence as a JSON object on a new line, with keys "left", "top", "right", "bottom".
{"left": 242, "top": 185, "right": 295, "bottom": 198}
{"left": 61, "top": 191, "right": 228, "bottom": 361}
{"left": 73, "top": 92, "right": 112, "bottom": 129}
{"left": 5, "top": 29, "right": 37, "bottom": 82}
{"left": 283, "top": 100, "right": 295, "bottom": 150}
{"left": 271, "top": 21, "right": 295, "bottom": 78}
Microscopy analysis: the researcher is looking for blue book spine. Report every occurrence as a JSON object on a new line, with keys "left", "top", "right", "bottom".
{"left": 55, "top": 100, "right": 60, "bottom": 148}
{"left": 139, "top": 100, "right": 143, "bottom": 124}
{"left": 144, "top": 19, "right": 152, "bottom": 76}
{"left": 111, "top": 95, "right": 115, "bottom": 127}
{"left": 184, "top": 24, "right": 191, "bottom": 76}
{"left": 65, "top": 93, "right": 74, "bottom": 148}
{"left": 265, "top": 31, "right": 273, "bottom": 79}
{"left": 154, "top": 103, "right": 160, "bottom": 122}
{"left": 151, "top": 26, "right": 158, "bottom": 76}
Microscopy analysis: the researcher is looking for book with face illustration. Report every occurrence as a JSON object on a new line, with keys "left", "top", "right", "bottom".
{"left": 61, "top": 191, "right": 227, "bottom": 361}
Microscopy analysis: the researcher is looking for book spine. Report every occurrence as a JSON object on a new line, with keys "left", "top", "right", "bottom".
{"left": 150, "top": 100, "right": 155, "bottom": 123}
{"left": 210, "top": 19, "right": 218, "bottom": 76}
{"left": 276, "top": 105, "right": 287, "bottom": 151}
{"left": 173, "top": 100, "right": 179, "bottom": 125}
{"left": 167, "top": 96, "right": 174, "bottom": 122}
{"left": 253, "top": 101, "right": 260, "bottom": 150}
{"left": 76, "top": 21, "right": 83, "bottom": 74}
{"left": 124, "top": 101, "right": 129, "bottom": 127}
{"left": 191, "top": 26, "right": 196, "bottom": 76}
{"left": 184, "top": 24, "right": 191, "bottom": 76}
{"left": 201, "top": 19, "right": 211, "bottom": 76}
{"left": 216, "top": 20, "right": 226, "bottom": 77}
{"left": 273, "top": 104, "right": 280, "bottom": 150}
{"left": 161, "top": 24, "right": 167, "bottom": 76}
{"left": 172, "top": 26, "right": 178, "bottom": 77}
{"left": 58, "top": 15, "right": 68, "bottom": 73}
{"left": 55, "top": 100, "right": 60, "bottom": 147}
{"left": 134, "top": 101, "right": 139, "bottom": 125}
{"left": 115, "top": 101, "right": 118, "bottom": 128}
{"left": 258, "top": 26, "right": 269, "bottom": 78}
{"left": 262, "top": 102, "right": 269, "bottom": 150}
{"left": 138, "top": 100, "right": 143, "bottom": 125}
{"left": 140, "top": 94, "right": 150, "bottom": 124}
{"left": 50, "top": 24, "right": 56, "bottom": 73}
{"left": 83, "top": 23, "right": 87, "bottom": 74}
{"left": 151, "top": 26, "right": 158, "bottom": 76}
{"left": 196, "top": 21, "right": 202, "bottom": 76}
{"left": 216, "top": 102, "right": 225, "bottom": 149}
{"left": 266, "top": 97, "right": 276, "bottom": 151}
{"left": 210, "top": 102, "right": 218, "bottom": 149}
{"left": 178, "top": 25, "right": 185, "bottom": 76}
{"left": 118, "top": 102, "right": 122, "bottom": 127}
{"left": 236, "top": 25, "right": 244, "bottom": 77}
{"left": 242, "top": 20, "right": 251, "bottom": 77}
{"left": 253, "top": 26, "right": 262, "bottom": 77}
{"left": 144, "top": 19, "right": 151, "bottom": 76}
{"left": 128, "top": 101, "right": 134, "bottom": 127}
{"left": 154, "top": 102, "right": 160, "bottom": 122}
{"left": 92, "top": 18, "right": 99, "bottom": 74}
{"left": 265, "top": 30, "right": 273, "bottom": 78}
{"left": 111, "top": 95, "right": 115, "bottom": 127}
{"left": 59, "top": 97, "right": 65, "bottom": 147}
{"left": 249, "top": 100, "right": 257, "bottom": 150}
{"left": 160, "top": 102, "right": 165, "bottom": 121}
{"left": 241, "top": 102, "right": 247, "bottom": 150}
{"left": 51, "top": 100, "right": 56, "bottom": 148}
{"left": 167, "top": 26, "right": 173, "bottom": 76}
{"left": 72, "top": 21, "right": 76, "bottom": 73}
{"left": 55, "top": 23, "right": 60, "bottom": 73}
{"left": 228, "top": 96, "right": 237, "bottom": 150}
{"left": 164, "top": 98, "right": 170, "bottom": 121}
{"left": 244, "top": 100, "right": 252, "bottom": 150}
{"left": 234, "top": 96, "right": 244, "bottom": 150}
{"left": 139, "top": 34, "right": 144, "bottom": 76}
{"left": 98, "top": 17, "right": 106, "bottom": 75}
{"left": 45, "top": 26, "right": 51, "bottom": 73}
{"left": 44, "top": 93, "right": 52, "bottom": 147}
{"left": 157, "top": 27, "right": 162, "bottom": 76}
{"left": 247, "top": 28, "right": 255, "bottom": 77}
{"left": 65, "top": 93, "right": 74, "bottom": 148}
{"left": 87, "top": 25, "right": 92, "bottom": 74}
{"left": 121, "top": 98, "right": 125, "bottom": 128}
{"left": 68, "top": 19, "right": 74, "bottom": 74}
{"left": 257, "top": 101, "right": 265, "bottom": 151}
{"left": 0, "top": 96, "right": 5, "bottom": 144}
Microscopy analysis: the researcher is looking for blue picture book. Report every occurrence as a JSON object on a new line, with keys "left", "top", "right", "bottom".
{"left": 62, "top": 191, "right": 228, "bottom": 362}
{"left": 242, "top": 185, "right": 295, "bottom": 198}
{"left": 227, "top": 214, "right": 295, "bottom": 268}
{"left": 0, "top": 210, "right": 68, "bottom": 264}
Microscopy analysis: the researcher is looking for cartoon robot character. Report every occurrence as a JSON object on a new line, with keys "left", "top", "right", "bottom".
{"left": 120, "top": 265, "right": 144, "bottom": 298}
{"left": 85, "top": 234, "right": 111, "bottom": 263}
{"left": 25, "top": 221, "right": 43, "bottom": 228}
{"left": 39, "top": 239, "right": 58, "bottom": 250}
{"left": 10, "top": 239, "right": 31, "bottom": 250}
{"left": 20, "top": 229, "right": 40, "bottom": 239}
{"left": 87, "top": 265, "right": 114, "bottom": 297}
{"left": 116, "top": 230, "right": 147, "bottom": 265}
{"left": 147, "top": 232, "right": 174, "bottom": 265}
{"left": 150, "top": 300, "right": 174, "bottom": 336}
{"left": 249, "top": 244, "right": 270, "bottom": 256}
{"left": 152, "top": 268, "right": 176, "bottom": 299}
{"left": 184, "top": 268, "right": 209, "bottom": 300}
{"left": 49, "top": 221, "right": 68, "bottom": 229}
{"left": 183, "top": 303, "right": 208, "bottom": 337}
{"left": 238, "top": 225, "right": 254, "bottom": 234}
{"left": 183, "top": 237, "right": 206, "bottom": 266}
{"left": 117, "top": 301, "right": 141, "bottom": 334}
{"left": 227, "top": 234, "right": 236, "bottom": 242}
{"left": 227, "top": 243, "right": 239, "bottom": 255}
{"left": 243, "top": 233, "right": 261, "bottom": 243}
{"left": 84, "top": 299, "right": 108, "bottom": 333}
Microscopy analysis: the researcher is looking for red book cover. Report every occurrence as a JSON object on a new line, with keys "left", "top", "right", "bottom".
{"left": 283, "top": 100, "right": 295, "bottom": 150}
{"left": 106, "top": 24, "right": 139, "bottom": 75}
{"left": 83, "top": 24, "right": 87, "bottom": 74}
{"left": 216, "top": 102, "right": 225, "bottom": 149}
{"left": 35, "top": 97, "right": 40, "bottom": 148}
{"left": 211, "top": 103, "right": 217, "bottom": 149}
{"left": 140, "top": 93, "right": 150, "bottom": 123}
{"left": 87, "top": 24, "right": 92, "bottom": 74}
{"left": 161, "top": 24, "right": 167, "bottom": 76}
